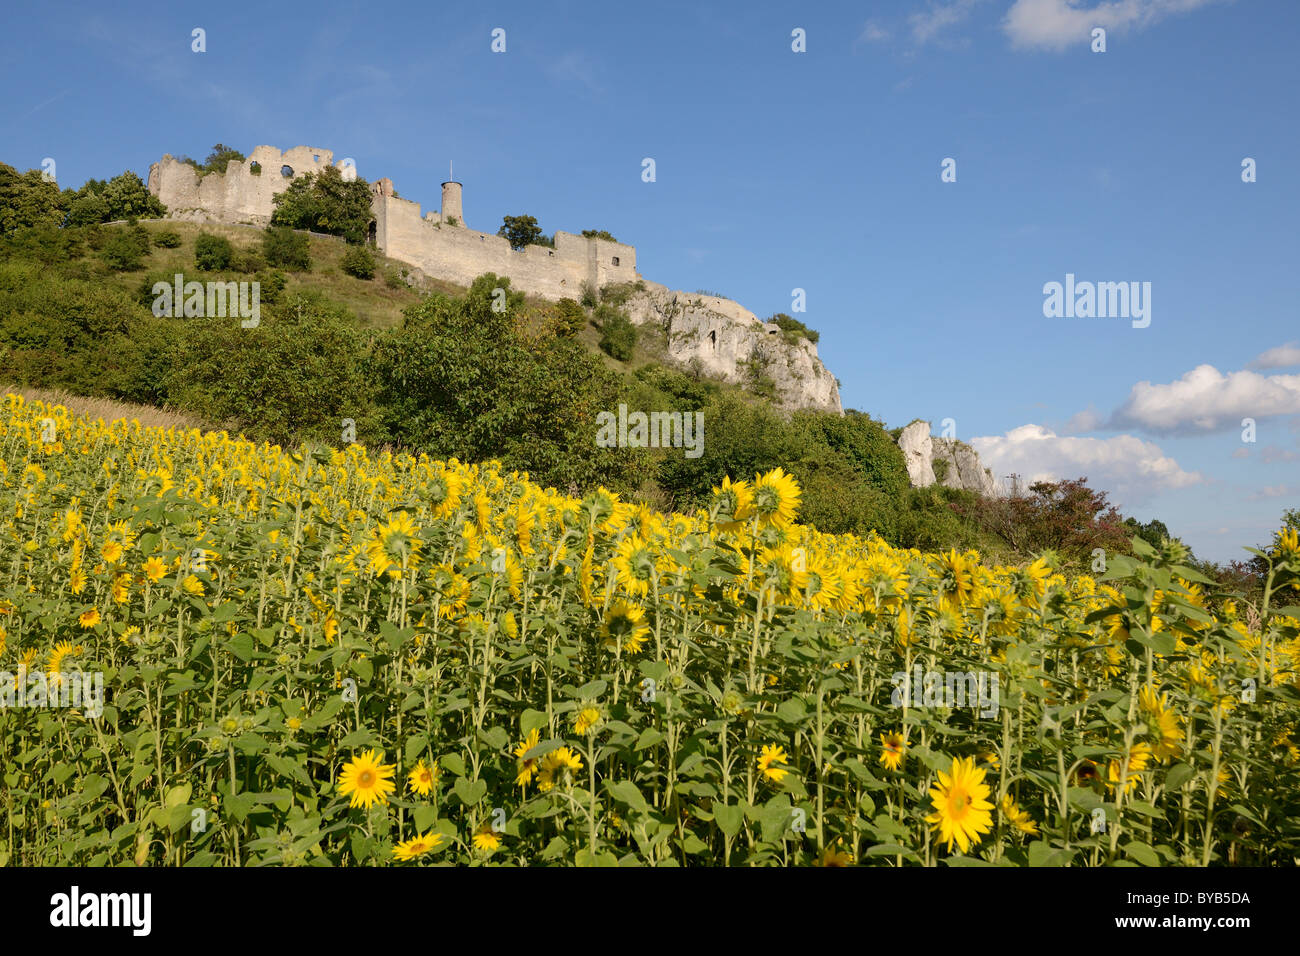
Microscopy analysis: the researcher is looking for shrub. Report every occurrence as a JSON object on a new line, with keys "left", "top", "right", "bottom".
{"left": 262, "top": 226, "right": 311, "bottom": 271}
{"left": 98, "top": 226, "right": 149, "bottom": 271}
{"left": 194, "top": 233, "right": 233, "bottom": 270}
{"left": 596, "top": 308, "right": 637, "bottom": 361}
{"left": 384, "top": 269, "right": 406, "bottom": 290}
{"left": 153, "top": 230, "right": 182, "bottom": 248}
{"left": 553, "top": 298, "right": 587, "bottom": 337}
{"left": 768, "top": 312, "right": 820, "bottom": 345}
{"left": 580, "top": 282, "right": 597, "bottom": 308}
{"left": 341, "top": 245, "right": 376, "bottom": 280}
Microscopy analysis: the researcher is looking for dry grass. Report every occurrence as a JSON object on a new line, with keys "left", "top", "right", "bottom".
{"left": 1, "top": 384, "right": 212, "bottom": 433}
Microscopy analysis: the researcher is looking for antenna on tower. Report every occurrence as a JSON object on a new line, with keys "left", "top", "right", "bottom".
{"left": 449, "top": 161, "right": 453, "bottom": 182}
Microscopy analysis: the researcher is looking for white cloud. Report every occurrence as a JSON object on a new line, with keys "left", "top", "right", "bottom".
{"left": 860, "top": 20, "right": 891, "bottom": 42}
{"left": 1248, "top": 341, "right": 1300, "bottom": 370}
{"left": 1003, "top": 0, "right": 1221, "bottom": 51}
{"left": 1247, "top": 484, "right": 1299, "bottom": 501}
{"left": 970, "top": 424, "right": 1202, "bottom": 504}
{"left": 1107, "top": 364, "right": 1300, "bottom": 436}
{"left": 911, "top": 0, "right": 987, "bottom": 43}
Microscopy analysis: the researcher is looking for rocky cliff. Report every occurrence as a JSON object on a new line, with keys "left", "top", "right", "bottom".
{"left": 623, "top": 283, "right": 842, "bottom": 413}
{"left": 897, "top": 420, "right": 997, "bottom": 495}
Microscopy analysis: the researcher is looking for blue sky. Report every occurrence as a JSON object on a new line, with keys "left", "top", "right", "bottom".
{"left": 2, "top": 0, "right": 1296, "bottom": 562}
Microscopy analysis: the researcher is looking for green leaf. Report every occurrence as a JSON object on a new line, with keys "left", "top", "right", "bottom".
{"left": 607, "top": 780, "right": 650, "bottom": 813}
{"left": 713, "top": 802, "right": 746, "bottom": 837}
{"left": 1163, "top": 762, "right": 1194, "bottom": 790}
{"left": 1124, "top": 842, "right": 1160, "bottom": 867}
{"left": 452, "top": 777, "right": 487, "bottom": 806}
{"left": 520, "top": 709, "right": 548, "bottom": 739}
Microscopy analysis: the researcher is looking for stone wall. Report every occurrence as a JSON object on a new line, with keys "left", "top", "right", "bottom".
{"left": 146, "top": 144, "right": 844, "bottom": 413}
{"left": 148, "top": 146, "right": 344, "bottom": 225}
{"left": 371, "top": 190, "right": 639, "bottom": 301}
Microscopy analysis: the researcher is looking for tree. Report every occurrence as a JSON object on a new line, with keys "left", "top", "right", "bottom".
{"left": 370, "top": 274, "right": 644, "bottom": 490}
{"left": 596, "top": 306, "right": 636, "bottom": 361}
{"left": 0, "top": 162, "right": 66, "bottom": 234}
{"left": 60, "top": 171, "right": 165, "bottom": 225}
{"left": 959, "top": 477, "right": 1130, "bottom": 565}
{"left": 497, "top": 214, "right": 544, "bottom": 251}
{"left": 552, "top": 298, "right": 586, "bottom": 337}
{"left": 581, "top": 229, "right": 619, "bottom": 242}
{"left": 202, "top": 144, "right": 245, "bottom": 175}
{"left": 164, "top": 291, "right": 377, "bottom": 446}
{"left": 270, "top": 165, "right": 372, "bottom": 243}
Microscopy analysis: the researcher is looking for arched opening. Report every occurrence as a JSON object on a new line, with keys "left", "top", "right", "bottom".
{"left": 281, "top": 165, "right": 294, "bottom": 177}
{"left": 367, "top": 221, "right": 377, "bottom": 245}
{"left": 249, "top": 161, "right": 261, "bottom": 176}
{"left": 708, "top": 330, "right": 717, "bottom": 348}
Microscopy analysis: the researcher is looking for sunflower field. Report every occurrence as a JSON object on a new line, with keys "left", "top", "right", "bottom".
{"left": 1, "top": 393, "right": 1298, "bottom": 867}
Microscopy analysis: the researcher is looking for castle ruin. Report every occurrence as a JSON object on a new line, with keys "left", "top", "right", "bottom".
{"left": 148, "top": 145, "right": 843, "bottom": 413}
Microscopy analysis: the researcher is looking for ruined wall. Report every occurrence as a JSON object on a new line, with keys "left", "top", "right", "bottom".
{"left": 148, "top": 146, "right": 345, "bottom": 225}
{"left": 370, "top": 189, "right": 638, "bottom": 301}
{"left": 146, "top": 144, "right": 843, "bottom": 413}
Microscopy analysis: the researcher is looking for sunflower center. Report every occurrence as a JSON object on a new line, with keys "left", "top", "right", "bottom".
{"left": 358, "top": 770, "right": 374, "bottom": 787}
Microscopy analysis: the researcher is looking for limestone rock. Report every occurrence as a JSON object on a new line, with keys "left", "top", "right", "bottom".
{"left": 624, "top": 286, "right": 842, "bottom": 413}
{"left": 898, "top": 420, "right": 935, "bottom": 488}
{"left": 932, "top": 438, "right": 997, "bottom": 496}
{"left": 896, "top": 422, "right": 997, "bottom": 495}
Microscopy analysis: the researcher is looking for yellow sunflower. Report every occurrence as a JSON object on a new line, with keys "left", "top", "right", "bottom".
{"left": 751, "top": 468, "right": 801, "bottom": 529}
{"left": 999, "top": 794, "right": 1039, "bottom": 835}
{"left": 601, "top": 600, "right": 650, "bottom": 654}
{"left": 393, "top": 831, "right": 443, "bottom": 861}
{"left": 337, "top": 749, "right": 397, "bottom": 810}
{"left": 879, "top": 731, "right": 907, "bottom": 771}
{"left": 925, "top": 756, "right": 995, "bottom": 853}
{"left": 407, "top": 759, "right": 439, "bottom": 797}
{"left": 514, "top": 728, "right": 541, "bottom": 788}
{"left": 758, "top": 743, "right": 791, "bottom": 784}
{"left": 538, "top": 746, "right": 583, "bottom": 792}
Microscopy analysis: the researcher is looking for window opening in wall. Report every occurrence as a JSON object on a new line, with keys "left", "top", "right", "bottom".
{"left": 281, "top": 165, "right": 293, "bottom": 177}
{"left": 611, "top": 256, "right": 620, "bottom": 266}
{"left": 709, "top": 330, "right": 717, "bottom": 348}
{"left": 249, "top": 162, "right": 261, "bottom": 175}
{"left": 313, "top": 154, "right": 320, "bottom": 162}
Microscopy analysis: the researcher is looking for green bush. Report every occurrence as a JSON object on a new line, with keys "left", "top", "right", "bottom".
{"left": 596, "top": 307, "right": 637, "bottom": 361}
{"left": 153, "top": 229, "right": 182, "bottom": 248}
{"left": 194, "top": 233, "right": 233, "bottom": 270}
{"left": 370, "top": 274, "right": 648, "bottom": 491}
{"left": 553, "top": 297, "right": 587, "bottom": 337}
{"left": 163, "top": 290, "right": 376, "bottom": 446}
{"left": 262, "top": 226, "right": 311, "bottom": 271}
{"left": 341, "top": 245, "right": 376, "bottom": 280}
{"left": 98, "top": 226, "right": 149, "bottom": 271}
{"left": 768, "top": 312, "right": 820, "bottom": 345}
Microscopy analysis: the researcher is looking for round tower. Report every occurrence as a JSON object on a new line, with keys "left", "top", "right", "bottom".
{"left": 441, "top": 181, "right": 463, "bottom": 226}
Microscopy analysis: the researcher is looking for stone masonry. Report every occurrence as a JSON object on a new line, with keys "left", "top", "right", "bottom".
{"left": 147, "top": 145, "right": 843, "bottom": 413}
